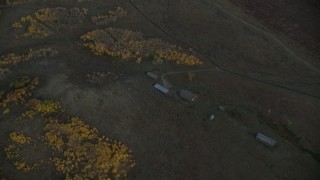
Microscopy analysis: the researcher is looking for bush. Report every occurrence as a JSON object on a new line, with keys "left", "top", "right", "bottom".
{"left": 23, "top": 99, "right": 62, "bottom": 118}
{"left": 10, "top": 76, "right": 31, "bottom": 89}
{"left": 45, "top": 117, "right": 135, "bottom": 179}
{"left": 80, "top": 28, "right": 203, "bottom": 66}
{"left": 0, "top": 76, "right": 39, "bottom": 114}
{"left": 10, "top": 132, "right": 31, "bottom": 144}
{"left": 5, "top": 132, "right": 39, "bottom": 172}
{"left": 0, "top": 48, "right": 57, "bottom": 79}
{"left": 91, "top": 6, "right": 127, "bottom": 26}
{"left": 2, "top": 76, "right": 135, "bottom": 179}
{"left": 12, "top": 7, "right": 88, "bottom": 38}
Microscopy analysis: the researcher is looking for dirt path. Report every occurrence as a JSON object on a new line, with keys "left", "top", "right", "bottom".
{"left": 229, "top": 0, "right": 320, "bottom": 55}
{"left": 130, "top": 0, "right": 320, "bottom": 96}
{"left": 203, "top": 0, "right": 320, "bottom": 73}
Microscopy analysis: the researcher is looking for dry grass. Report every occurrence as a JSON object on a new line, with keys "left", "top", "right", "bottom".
{"left": 0, "top": 48, "right": 57, "bottom": 78}
{"left": 2, "top": 76, "right": 135, "bottom": 179}
{"left": 12, "top": 7, "right": 88, "bottom": 38}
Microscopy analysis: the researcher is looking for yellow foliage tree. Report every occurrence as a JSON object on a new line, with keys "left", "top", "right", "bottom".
{"left": 2, "top": 76, "right": 135, "bottom": 178}
{"left": 23, "top": 99, "right": 62, "bottom": 118}
{"left": 0, "top": 48, "right": 57, "bottom": 78}
{"left": 5, "top": 132, "right": 39, "bottom": 172}
{"left": 10, "top": 132, "right": 32, "bottom": 144}
{"left": 80, "top": 28, "right": 203, "bottom": 66}
{"left": 1, "top": 76, "right": 38, "bottom": 109}
{"left": 91, "top": 6, "right": 127, "bottom": 26}
{"left": 12, "top": 7, "right": 88, "bottom": 38}
{"left": 45, "top": 117, "right": 135, "bottom": 179}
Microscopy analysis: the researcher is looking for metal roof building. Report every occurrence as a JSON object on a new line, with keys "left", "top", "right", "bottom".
{"left": 179, "top": 89, "right": 197, "bottom": 102}
{"left": 154, "top": 83, "right": 169, "bottom": 94}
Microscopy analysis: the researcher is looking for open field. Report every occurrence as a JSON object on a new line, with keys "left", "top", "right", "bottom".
{"left": 0, "top": 0, "right": 320, "bottom": 179}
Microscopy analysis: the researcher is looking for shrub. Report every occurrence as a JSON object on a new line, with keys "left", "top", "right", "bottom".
{"left": 23, "top": 99, "right": 62, "bottom": 118}
{"left": 45, "top": 117, "right": 135, "bottom": 179}
{"left": 5, "top": 133, "right": 39, "bottom": 172}
{"left": 0, "top": 76, "right": 39, "bottom": 115}
{"left": 10, "top": 132, "right": 32, "bottom": 144}
{"left": 2, "top": 77, "right": 135, "bottom": 178}
{"left": 0, "top": 48, "right": 57, "bottom": 79}
{"left": 3, "top": 108, "right": 10, "bottom": 115}
{"left": 91, "top": 6, "right": 127, "bottom": 26}
{"left": 10, "top": 76, "right": 31, "bottom": 89}
{"left": 80, "top": 28, "right": 203, "bottom": 66}
{"left": 5, "top": 144, "right": 20, "bottom": 160}
{"left": 12, "top": 8, "right": 88, "bottom": 38}
{"left": 0, "top": 48, "right": 57, "bottom": 66}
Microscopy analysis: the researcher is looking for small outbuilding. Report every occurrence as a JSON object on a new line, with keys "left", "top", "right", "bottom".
{"left": 153, "top": 83, "right": 169, "bottom": 94}
{"left": 179, "top": 89, "right": 197, "bottom": 102}
{"left": 146, "top": 71, "right": 160, "bottom": 79}
{"left": 256, "top": 133, "right": 277, "bottom": 147}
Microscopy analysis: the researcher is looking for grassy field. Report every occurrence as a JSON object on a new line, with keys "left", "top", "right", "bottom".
{"left": 0, "top": 0, "right": 319, "bottom": 179}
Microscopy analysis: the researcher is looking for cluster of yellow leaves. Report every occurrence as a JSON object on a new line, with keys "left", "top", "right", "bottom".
{"left": 2, "top": 76, "right": 135, "bottom": 178}
{"left": 80, "top": 28, "right": 203, "bottom": 66}
{"left": 35, "top": 8, "right": 59, "bottom": 22}
{"left": 34, "top": 7, "right": 88, "bottom": 28}
{"left": 14, "top": 161, "right": 39, "bottom": 172}
{"left": 45, "top": 117, "right": 135, "bottom": 179}
{"left": 21, "top": 110, "right": 36, "bottom": 119}
{"left": 10, "top": 132, "right": 32, "bottom": 144}
{"left": 12, "top": 15, "right": 53, "bottom": 38}
{"left": 155, "top": 49, "right": 201, "bottom": 65}
{"left": 2, "top": 86, "right": 32, "bottom": 106}
{"left": 5, "top": 133, "right": 40, "bottom": 172}
{"left": 2, "top": 108, "right": 10, "bottom": 115}
{"left": 4, "top": 144, "right": 20, "bottom": 160}
{"left": 91, "top": 6, "right": 127, "bottom": 26}
{"left": 44, "top": 127, "right": 64, "bottom": 151}
{"left": 0, "top": 48, "right": 57, "bottom": 65}
{"left": 23, "top": 99, "right": 62, "bottom": 118}
{"left": 9, "top": 76, "right": 31, "bottom": 89}
{"left": 45, "top": 117, "right": 98, "bottom": 151}
{"left": 0, "top": 77, "right": 39, "bottom": 113}
{"left": 12, "top": 7, "right": 88, "bottom": 38}
{"left": 0, "top": 48, "right": 58, "bottom": 78}
{"left": 1, "top": 88, "right": 10, "bottom": 114}
{"left": 31, "top": 99, "right": 61, "bottom": 115}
